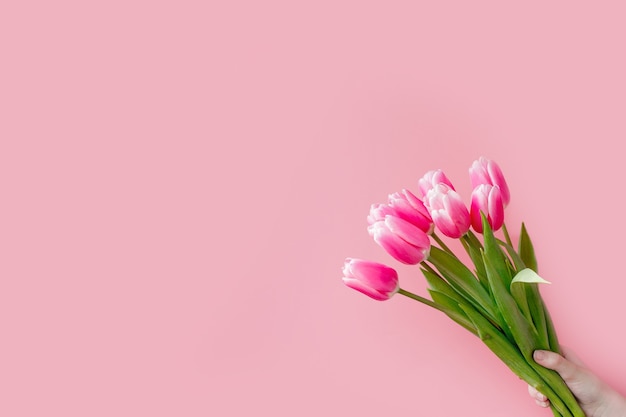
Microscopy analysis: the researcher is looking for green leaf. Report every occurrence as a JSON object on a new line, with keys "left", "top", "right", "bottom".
{"left": 460, "top": 234, "right": 489, "bottom": 291}
{"left": 482, "top": 251, "right": 583, "bottom": 417}
{"left": 482, "top": 249, "right": 541, "bottom": 351}
{"left": 543, "top": 300, "right": 561, "bottom": 353}
{"left": 496, "top": 240, "right": 543, "bottom": 332}
{"left": 423, "top": 268, "right": 465, "bottom": 303}
{"left": 524, "top": 283, "right": 549, "bottom": 348}
{"left": 427, "top": 289, "right": 477, "bottom": 335}
{"left": 427, "top": 246, "right": 501, "bottom": 328}
{"left": 481, "top": 213, "right": 513, "bottom": 288}
{"left": 497, "top": 238, "right": 526, "bottom": 272}
{"left": 464, "top": 229, "right": 485, "bottom": 251}
{"left": 510, "top": 281, "right": 533, "bottom": 325}
{"left": 519, "top": 222, "right": 538, "bottom": 272}
{"left": 517, "top": 225, "right": 560, "bottom": 352}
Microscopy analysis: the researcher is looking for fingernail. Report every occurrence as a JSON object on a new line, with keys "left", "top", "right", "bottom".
{"left": 533, "top": 350, "right": 546, "bottom": 361}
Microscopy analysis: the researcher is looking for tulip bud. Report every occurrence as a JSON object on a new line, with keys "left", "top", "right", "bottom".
{"left": 417, "top": 169, "right": 455, "bottom": 199}
{"left": 469, "top": 157, "right": 511, "bottom": 207}
{"left": 470, "top": 184, "right": 504, "bottom": 233}
{"left": 342, "top": 258, "right": 399, "bottom": 301}
{"left": 368, "top": 215, "right": 431, "bottom": 265}
{"left": 424, "top": 183, "right": 470, "bottom": 238}
{"left": 387, "top": 189, "right": 434, "bottom": 234}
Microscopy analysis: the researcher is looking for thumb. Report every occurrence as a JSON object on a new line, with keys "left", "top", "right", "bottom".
{"left": 533, "top": 350, "right": 582, "bottom": 385}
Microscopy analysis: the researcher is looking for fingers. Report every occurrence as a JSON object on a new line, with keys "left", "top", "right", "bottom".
{"left": 528, "top": 384, "right": 550, "bottom": 408}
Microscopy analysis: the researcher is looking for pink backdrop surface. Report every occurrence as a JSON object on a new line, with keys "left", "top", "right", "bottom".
{"left": 2, "top": 1, "right": 626, "bottom": 416}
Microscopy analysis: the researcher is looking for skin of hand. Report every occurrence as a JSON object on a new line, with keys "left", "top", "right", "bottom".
{"left": 528, "top": 347, "right": 626, "bottom": 417}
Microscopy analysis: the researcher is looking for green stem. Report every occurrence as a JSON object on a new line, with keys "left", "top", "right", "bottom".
{"left": 465, "top": 229, "right": 484, "bottom": 250}
{"left": 398, "top": 288, "right": 442, "bottom": 311}
{"left": 431, "top": 232, "right": 455, "bottom": 255}
{"left": 420, "top": 261, "right": 438, "bottom": 276}
{"left": 551, "top": 406, "right": 563, "bottom": 417}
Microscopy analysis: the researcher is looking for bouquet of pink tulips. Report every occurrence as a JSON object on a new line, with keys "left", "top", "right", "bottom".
{"left": 342, "top": 157, "right": 584, "bottom": 417}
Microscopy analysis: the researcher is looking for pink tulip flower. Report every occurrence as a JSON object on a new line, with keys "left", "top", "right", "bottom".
{"left": 469, "top": 157, "right": 511, "bottom": 207}
{"left": 417, "top": 169, "right": 455, "bottom": 199}
{"left": 368, "top": 215, "right": 431, "bottom": 265}
{"left": 342, "top": 258, "right": 400, "bottom": 301}
{"left": 470, "top": 184, "right": 504, "bottom": 233}
{"left": 424, "top": 183, "right": 471, "bottom": 239}
{"left": 387, "top": 189, "right": 434, "bottom": 234}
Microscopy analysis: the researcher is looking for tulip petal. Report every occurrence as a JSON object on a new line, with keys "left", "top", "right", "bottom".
{"left": 367, "top": 204, "right": 397, "bottom": 225}
{"left": 418, "top": 169, "right": 455, "bottom": 198}
{"left": 487, "top": 186, "right": 504, "bottom": 230}
{"left": 349, "top": 259, "right": 399, "bottom": 292}
{"left": 387, "top": 190, "right": 433, "bottom": 233}
{"left": 384, "top": 216, "right": 430, "bottom": 248}
{"left": 431, "top": 210, "right": 459, "bottom": 238}
{"left": 342, "top": 277, "right": 390, "bottom": 301}
{"left": 371, "top": 225, "right": 428, "bottom": 264}
{"left": 486, "top": 160, "right": 511, "bottom": 206}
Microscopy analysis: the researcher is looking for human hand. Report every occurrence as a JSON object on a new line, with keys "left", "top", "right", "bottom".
{"left": 528, "top": 347, "right": 626, "bottom": 417}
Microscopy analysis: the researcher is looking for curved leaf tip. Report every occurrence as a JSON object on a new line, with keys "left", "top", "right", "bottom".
{"left": 511, "top": 268, "right": 551, "bottom": 285}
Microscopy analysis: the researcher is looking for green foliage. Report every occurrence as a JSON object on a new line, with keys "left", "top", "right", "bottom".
{"left": 402, "top": 216, "right": 582, "bottom": 417}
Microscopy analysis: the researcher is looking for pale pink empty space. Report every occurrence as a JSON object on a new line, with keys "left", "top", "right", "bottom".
{"left": 1, "top": 1, "right": 625, "bottom": 416}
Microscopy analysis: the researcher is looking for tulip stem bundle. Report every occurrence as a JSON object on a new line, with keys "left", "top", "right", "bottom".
{"left": 403, "top": 217, "right": 580, "bottom": 417}
{"left": 342, "top": 157, "right": 583, "bottom": 417}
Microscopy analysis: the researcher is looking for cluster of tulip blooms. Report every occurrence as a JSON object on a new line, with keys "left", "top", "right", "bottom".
{"left": 342, "top": 157, "right": 583, "bottom": 417}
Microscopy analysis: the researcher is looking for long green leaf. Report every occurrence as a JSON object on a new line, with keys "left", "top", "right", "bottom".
{"left": 518, "top": 223, "right": 561, "bottom": 352}
{"left": 460, "top": 234, "right": 489, "bottom": 291}
{"left": 499, "top": 237, "right": 552, "bottom": 349}
{"left": 497, "top": 238, "right": 526, "bottom": 271}
{"left": 519, "top": 222, "right": 538, "bottom": 272}
{"left": 423, "top": 268, "right": 470, "bottom": 307}
{"left": 543, "top": 300, "right": 561, "bottom": 353}
{"left": 482, "top": 249, "right": 542, "bottom": 352}
{"left": 422, "top": 267, "right": 497, "bottom": 335}
{"left": 496, "top": 239, "right": 538, "bottom": 329}
{"left": 524, "top": 283, "right": 549, "bottom": 348}
{"left": 427, "top": 290, "right": 477, "bottom": 335}
{"left": 482, "top": 245, "right": 582, "bottom": 416}
{"left": 427, "top": 246, "right": 501, "bottom": 327}
{"left": 511, "top": 281, "right": 532, "bottom": 324}
{"left": 481, "top": 213, "right": 513, "bottom": 288}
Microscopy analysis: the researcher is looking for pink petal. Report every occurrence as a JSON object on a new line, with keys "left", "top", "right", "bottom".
{"left": 342, "top": 277, "right": 390, "bottom": 301}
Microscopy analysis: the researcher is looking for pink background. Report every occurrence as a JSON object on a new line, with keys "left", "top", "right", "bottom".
{"left": 1, "top": 1, "right": 625, "bottom": 416}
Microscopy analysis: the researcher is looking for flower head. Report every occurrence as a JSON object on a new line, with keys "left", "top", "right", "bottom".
{"left": 387, "top": 189, "right": 433, "bottom": 234}
{"left": 417, "top": 169, "right": 455, "bottom": 199}
{"left": 470, "top": 184, "right": 504, "bottom": 233}
{"left": 469, "top": 157, "right": 510, "bottom": 207}
{"left": 368, "top": 215, "right": 431, "bottom": 265}
{"left": 424, "top": 183, "right": 470, "bottom": 238}
{"left": 342, "top": 258, "right": 399, "bottom": 301}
